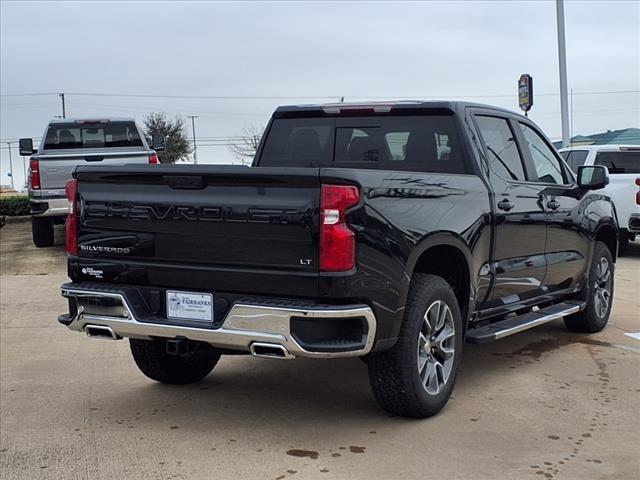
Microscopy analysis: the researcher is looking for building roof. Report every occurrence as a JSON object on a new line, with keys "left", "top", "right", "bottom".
{"left": 553, "top": 128, "right": 640, "bottom": 149}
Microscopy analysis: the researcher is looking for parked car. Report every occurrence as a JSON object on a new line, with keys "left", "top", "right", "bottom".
{"left": 19, "top": 118, "right": 165, "bottom": 247}
{"left": 559, "top": 145, "right": 640, "bottom": 251}
{"left": 58, "top": 101, "right": 617, "bottom": 418}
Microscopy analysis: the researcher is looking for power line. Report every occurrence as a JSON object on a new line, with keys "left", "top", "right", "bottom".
{"left": 0, "top": 93, "right": 60, "bottom": 97}
{"left": 1, "top": 90, "right": 638, "bottom": 100}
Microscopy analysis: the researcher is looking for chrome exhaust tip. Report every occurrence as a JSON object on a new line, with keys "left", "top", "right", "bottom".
{"left": 250, "top": 342, "right": 294, "bottom": 360}
{"left": 85, "top": 325, "right": 120, "bottom": 340}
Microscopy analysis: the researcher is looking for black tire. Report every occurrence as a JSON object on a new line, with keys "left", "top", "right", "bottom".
{"left": 618, "top": 231, "right": 629, "bottom": 256}
{"left": 130, "top": 338, "right": 221, "bottom": 384}
{"left": 31, "top": 217, "right": 54, "bottom": 247}
{"left": 564, "top": 241, "right": 614, "bottom": 333}
{"left": 367, "top": 274, "right": 463, "bottom": 418}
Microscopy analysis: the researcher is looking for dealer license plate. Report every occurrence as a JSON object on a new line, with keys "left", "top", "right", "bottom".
{"left": 166, "top": 290, "right": 214, "bottom": 322}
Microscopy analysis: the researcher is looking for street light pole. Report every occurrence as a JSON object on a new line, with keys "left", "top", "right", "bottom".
{"left": 6, "top": 142, "right": 15, "bottom": 190}
{"left": 59, "top": 93, "right": 66, "bottom": 119}
{"left": 188, "top": 115, "right": 199, "bottom": 164}
{"left": 556, "top": 0, "right": 571, "bottom": 148}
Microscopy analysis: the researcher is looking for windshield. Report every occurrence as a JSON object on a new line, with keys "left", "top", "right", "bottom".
{"left": 43, "top": 121, "right": 143, "bottom": 150}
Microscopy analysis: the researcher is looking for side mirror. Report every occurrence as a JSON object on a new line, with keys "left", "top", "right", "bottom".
{"left": 19, "top": 138, "right": 34, "bottom": 156}
{"left": 577, "top": 165, "right": 609, "bottom": 190}
{"left": 151, "top": 133, "right": 166, "bottom": 151}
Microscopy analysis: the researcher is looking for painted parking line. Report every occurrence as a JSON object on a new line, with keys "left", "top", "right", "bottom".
{"left": 624, "top": 332, "right": 640, "bottom": 341}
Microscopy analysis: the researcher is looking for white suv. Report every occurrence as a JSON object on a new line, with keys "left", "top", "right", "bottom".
{"left": 559, "top": 145, "right": 640, "bottom": 251}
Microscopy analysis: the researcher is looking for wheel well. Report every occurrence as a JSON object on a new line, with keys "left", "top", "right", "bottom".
{"left": 412, "top": 245, "right": 470, "bottom": 321}
{"left": 595, "top": 225, "right": 617, "bottom": 261}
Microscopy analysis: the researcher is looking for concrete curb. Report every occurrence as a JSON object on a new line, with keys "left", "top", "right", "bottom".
{"left": 2, "top": 215, "right": 31, "bottom": 224}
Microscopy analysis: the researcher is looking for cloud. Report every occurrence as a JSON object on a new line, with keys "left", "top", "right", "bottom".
{"left": 1, "top": 0, "right": 638, "bottom": 187}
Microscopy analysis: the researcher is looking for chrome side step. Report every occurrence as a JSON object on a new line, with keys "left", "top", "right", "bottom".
{"left": 466, "top": 301, "right": 586, "bottom": 344}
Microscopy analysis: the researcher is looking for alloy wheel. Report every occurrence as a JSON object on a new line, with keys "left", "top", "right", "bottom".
{"left": 594, "top": 257, "right": 612, "bottom": 319}
{"left": 417, "top": 300, "right": 456, "bottom": 395}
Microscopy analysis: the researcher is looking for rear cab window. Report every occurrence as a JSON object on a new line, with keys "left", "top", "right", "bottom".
{"left": 595, "top": 150, "right": 640, "bottom": 174}
{"left": 43, "top": 121, "right": 143, "bottom": 150}
{"left": 258, "top": 114, "right": 467, "bottom": 174}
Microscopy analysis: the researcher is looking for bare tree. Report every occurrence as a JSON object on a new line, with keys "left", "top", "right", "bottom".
{"left": 228, "top": 125, "right": 263, "bottom": 165}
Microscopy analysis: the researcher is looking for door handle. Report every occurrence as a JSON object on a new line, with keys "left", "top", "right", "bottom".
{"left": 497, "top": 199, "right": 515, "bottom": 211}
{"left": 547, "top": 199, "right": 561, "bottom": 211}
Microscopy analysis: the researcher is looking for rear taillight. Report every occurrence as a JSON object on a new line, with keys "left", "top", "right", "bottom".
{"left": 149, "top": 153, "right": 159, "bottom": 164}
{"left": 320, "top": 184, "right": 360, "bottom": 272}
{"left": 636, "top": 177, "right": 640, "bottom": 205}
{"left": 65, "top": 179, "right": 78, "bottom": 255}
{"left": 29, "top": 158, "right": 40, "bottom": 189}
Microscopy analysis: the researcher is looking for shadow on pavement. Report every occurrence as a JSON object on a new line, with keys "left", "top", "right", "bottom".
{"left": 90, "top": 320, "right": 612, "bottom": 430}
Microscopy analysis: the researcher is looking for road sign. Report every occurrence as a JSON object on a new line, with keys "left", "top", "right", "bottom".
{"left": 518, "top": 74, "right": 533, "bottom": 114}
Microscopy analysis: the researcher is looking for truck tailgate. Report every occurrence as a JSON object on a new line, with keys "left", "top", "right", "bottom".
{"left": 74, "top": 165, "right": 320, "bottom": 296}
{"left": 37, "top": 149, "right": 150, "bottom": 190}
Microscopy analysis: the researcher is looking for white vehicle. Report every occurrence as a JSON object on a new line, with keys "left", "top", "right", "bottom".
{"left": 20, "top": 118, "right": 165, "bottom": 247}
{"left": 559, "top": 145, "right": 640, "bottom": 251}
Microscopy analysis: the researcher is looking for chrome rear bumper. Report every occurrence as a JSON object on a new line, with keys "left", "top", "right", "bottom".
{"left": 60, "top": 285, "right": 376, "bottom": 359}
{"left": 30, "top": 196, "right": 69, "bottom": 217}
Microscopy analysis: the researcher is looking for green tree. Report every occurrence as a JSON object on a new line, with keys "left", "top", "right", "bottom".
{"left": 143, "top": 112, "right": 192, "bottom": 164}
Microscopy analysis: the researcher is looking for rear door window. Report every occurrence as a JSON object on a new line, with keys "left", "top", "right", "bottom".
{"left": 43, "top": 121, "right": 143, "bottom": 149}
{"left": 474, "top": 116, "right": 526, "bottom": 182}
{"left": 595, "top": 151, "right": 640, "bottom": 174}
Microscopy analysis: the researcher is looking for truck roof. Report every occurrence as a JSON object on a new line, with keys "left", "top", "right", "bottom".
{"left": 274, "top": 100, "right": 523, "bottom": 117}
{"left": 48, "top": 117, "right": 136, "bottom": 125}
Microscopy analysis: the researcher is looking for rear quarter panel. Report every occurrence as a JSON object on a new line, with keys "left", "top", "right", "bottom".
{"left": 319, "top": 168, "right": 492, "bottom": 343}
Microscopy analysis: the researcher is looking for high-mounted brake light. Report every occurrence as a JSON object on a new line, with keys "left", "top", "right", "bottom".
{"left": 320, "top": 184, "right": 360, "bottom": 272}
{"left": 635, "top": 177, "right": 640, "bottom": 206}
{"left": 74, "top": 119, "right": 109, "bottom": 124}
{"left": 149, "top": 152, "right": 159, "bottom": 164}
{"left": 65, "top": 179, "right": 78, "bottom": 255}
{"left": 321, "top": 103, "right": 394, "bottom": 115}
{"left": 29, "top": 158, "right": 40, "bottom": 189}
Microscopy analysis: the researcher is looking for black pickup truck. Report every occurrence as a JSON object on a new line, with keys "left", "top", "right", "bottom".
{"left": 58, "top": 101, "right": 618, "bottom": 418}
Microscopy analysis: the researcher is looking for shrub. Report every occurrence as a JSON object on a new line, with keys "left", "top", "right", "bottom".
{"left": 0, "top": 195, "right": 30, "bottom": 216}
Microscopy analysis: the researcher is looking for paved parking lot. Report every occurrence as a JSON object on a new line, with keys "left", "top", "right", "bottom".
{"left": 1, "top": 221, "right": 639, "bottom": 480}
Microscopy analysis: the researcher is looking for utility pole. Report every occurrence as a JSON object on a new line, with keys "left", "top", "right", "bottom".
{"left": 188, "top": 115, "right": 198, "bottom": 164}
{"left": 59, "top": 93, "right": 66, "bottom": 119}
{"left": 556, "top": 0, "right": 570, "bottom": 148}
{"left": 6, "top": 142, "right": 15, "bottom": 190}
{"left": 570, "top": 87, "right": 574, "bottom": 145}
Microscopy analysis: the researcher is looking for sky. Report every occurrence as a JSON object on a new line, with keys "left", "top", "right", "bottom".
{"left": 1, "top": 0, "right": 639, "bottom": 190}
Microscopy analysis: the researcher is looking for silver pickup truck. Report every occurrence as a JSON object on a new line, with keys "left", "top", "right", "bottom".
{"left": 20, "top": 118, "right": 165, "bottom": 247}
